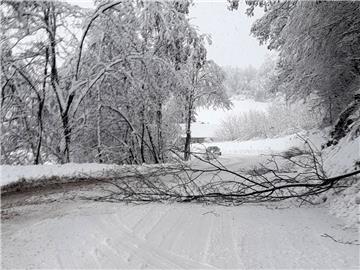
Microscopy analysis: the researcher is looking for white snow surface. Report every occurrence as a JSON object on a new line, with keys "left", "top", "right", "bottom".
{"left": 323, "top": 134, "right": 360, "bottom": 177}
{"left": 2, "top": 201, "right": 359, "bottom": 269}
{"left": 321, "top": 132, "right": 360, "bottom": 228}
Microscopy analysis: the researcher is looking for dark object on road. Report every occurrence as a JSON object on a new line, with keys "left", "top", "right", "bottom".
{"left": 205, "top": 146, "right": 221, "bottom": 160}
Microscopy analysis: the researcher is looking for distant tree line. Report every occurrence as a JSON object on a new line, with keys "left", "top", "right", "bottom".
{"left": 223, "top": 54, "right": 277, "bottom": 101}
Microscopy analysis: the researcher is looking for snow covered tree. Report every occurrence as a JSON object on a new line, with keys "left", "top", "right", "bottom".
{"left": 70, "top": 0, "right": 210, "bottom": 164}
{"left": 230, "top": 0, "right": 360, "bottom": 127}
{"left": 1, "top": 0, "right": 229, "bottom": 164}
{"left": 1, "top": 0, "right": 89, "bottom": 163}
{"left": 178, "top": 54, "right": 231, "bottom": 160}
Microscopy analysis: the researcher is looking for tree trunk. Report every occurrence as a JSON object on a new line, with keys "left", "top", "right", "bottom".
{"left": 61, "top": 114, "right": 71, "bottom": 163}
{"left": 140, "top": 120, "right": 146, "bottom": 163}
{"left": 156, "top": 102, "right": 163, "bottom": 162}
{"left": 34, "top": 99, "right": 44, "bottom": 164}
{"left": 329, "top": 96, "right": 333, "bottom": 125}
{"left": 46, "top": 3, "right": 71, "bottom": 163}
{"left": 146, "top": 126, "right": 159, "bottom": 164}
{"left": 96, "top": 85, "right": 103, "bottom": 163}
{"left": 34, "top": 47, "right": 49, "bottom": 165}
{"left": 184, "top": 103, "right": 192, "bottom": 161}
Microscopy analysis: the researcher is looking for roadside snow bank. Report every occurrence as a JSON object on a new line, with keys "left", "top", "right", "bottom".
{"left": 322, "top": 132, "right": 360, "bottom": 228}
{"left": 323, "top": 135, "right": 360, "bottom": 177}
{"left": 0, "top": 163, "right": 177, "bottom": 188}
{"left": 0, "top": 163, "right": 121, "bottom": 187}
{"left": 325, "top": 180, "right": 360, "bottom": 228}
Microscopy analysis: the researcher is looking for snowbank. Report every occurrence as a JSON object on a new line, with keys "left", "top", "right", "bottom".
{"left": 0, "top": 163, "right": 122, "bottom": 187}
{"left": 326, "top": 180, "right": 360, "bottom": 228}
{"left": 321, "top": 132, "right": 360, "bottom": 228}
{"left": 0, "top": 162, "right": 179, "bottom": 188}
{"left": 323, "top": 135, "right": 360, "bottom": 177}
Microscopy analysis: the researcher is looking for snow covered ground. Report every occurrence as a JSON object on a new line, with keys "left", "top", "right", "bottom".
{"left": 323, "top": 134, "right": 360, "bottom": 177}
{"left": 2, "top": 201, "right": 359, "bottom": 269}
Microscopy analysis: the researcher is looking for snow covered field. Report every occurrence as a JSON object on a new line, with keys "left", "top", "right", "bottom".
{"left": 2, "top": 201, "right": 359, "bottom": 269}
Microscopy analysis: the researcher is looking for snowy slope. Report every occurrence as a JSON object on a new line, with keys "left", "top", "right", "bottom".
{"left": 321, "top": 132, "right": 360, "bottom": 228}
{"left": 323, "top": 135, "right": 360, "bottom": 177}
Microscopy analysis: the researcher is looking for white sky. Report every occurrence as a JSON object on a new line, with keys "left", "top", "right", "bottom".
{"left": 70, "top": 0, "right": 270, "bottom": 68}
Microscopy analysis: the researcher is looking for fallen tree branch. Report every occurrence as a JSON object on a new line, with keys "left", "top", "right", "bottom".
{"left": 321, "top": 233, "right": 360, "bottom": 246}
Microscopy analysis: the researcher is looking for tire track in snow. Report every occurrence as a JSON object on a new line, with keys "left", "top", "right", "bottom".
{"left": 229, "top": 210, "right": 245, "bottom": 269}
{"left": 168, "top": 206, "right": 220, "bottom": 267}
{"left": 96, "top": 214, "right": 179, "bottom": 268}
{"left": 132, "top": 204, "right": 172, "bottom": 240}
{"left": 99, "top": 212, "right": 212, "bottom": 269}
{"left": 145, "top": 205, "right": 187, "bottom": 247}
{"left": 200, "top": 209, "right": 215, "bottom": 265}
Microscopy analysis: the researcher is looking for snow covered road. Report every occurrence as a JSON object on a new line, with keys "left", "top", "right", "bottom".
{"left": 2, "top": 201, "right": 359, "bottom": 269}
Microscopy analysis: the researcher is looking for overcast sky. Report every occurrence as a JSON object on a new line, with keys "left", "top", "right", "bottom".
{"left": 71, "top": 0, "right": 270, "bottom": 68}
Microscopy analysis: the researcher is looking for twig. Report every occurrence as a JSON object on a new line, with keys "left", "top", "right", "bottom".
{"left": 321, "top": 233, "right": 360, "bottom": 246}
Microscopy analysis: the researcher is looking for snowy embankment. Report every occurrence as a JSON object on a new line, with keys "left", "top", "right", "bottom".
{"left": 0, "top": 162, "right": 174, "bottom": 189}
{"left": 0, "top": 163, "right": 120, "bottom": 187}
{"left": 321, "top": 133, "right": 360, "bottom": 228}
